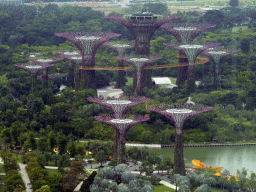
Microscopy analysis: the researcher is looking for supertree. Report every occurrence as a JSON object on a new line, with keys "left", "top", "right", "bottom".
{"left": 87, "top": 95, "right": 150, "bottom": 118}
{"left": 103, "top": 42, "right": 134, "bottom": 88}
{"left": 164, "top": 42, "right": 220, "bottom": 94}
{"left": 106, "top": 14, "right": 179, "bottom": 90}
{"left": 26, "top": 56, "right": 64, "bottom": 88}
{"left": 54, "top": 50, "right": 81, "bottom": 88}
{"left": 14, "top": 62, "right": 53, "bottom": 93}
{"left": 94, "top": 114, "right": 149, "bottom": 164}
{"left": 161, "top": 23, "right": 216, "bottom": 86}
{"left": 54, "top": 32, "right": 121, "bottom": 90}
{"left": 203, "top": 48, "right": 239, "bottom": 89}
{"left": 146, "top": 103, "right": 213, "bottom": 175}
{"left": 117, "top": 55, "right": 162, "bottom": 95}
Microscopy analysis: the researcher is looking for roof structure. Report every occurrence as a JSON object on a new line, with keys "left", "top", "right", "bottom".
{"left": 152, "top": 77, "right": 172, "bottom": 85}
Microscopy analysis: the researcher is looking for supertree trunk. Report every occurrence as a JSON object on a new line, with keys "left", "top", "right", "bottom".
{"left": 68, "top": 61, "right": 75, "bottom": 88}
{"left": 117, "top": 60, "right": 126, "bottom": 88}
{"left": 174, "top": 127, "right": 185, "bottom": 175}
{"left": 214, "top": 63, "right": 220, "bottom": 89}
{"left": 187, "top": 64, "right": 196, "bottom": 94}
{"left": 42, "top": 68, "right": 48, "bottom": 88}
{"left": 176, "top": 52, "right": 188, "bottom": 86}
{"left": 31, "top": 74, "right": 37, "bottom": 94}
{"left": 119, "top": 132, "right": 126, "bottom": 164}
{"left": 75, "top": 66, "right": 81, "bottom": 91}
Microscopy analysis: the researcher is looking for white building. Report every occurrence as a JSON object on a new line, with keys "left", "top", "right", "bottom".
{"left": 0, "top": 0, "right": 22, "bottom": 5}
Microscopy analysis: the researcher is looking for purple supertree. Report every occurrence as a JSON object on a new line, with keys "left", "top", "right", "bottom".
{"left": 164, "top": 42, "right": 220, "bottom": 94}
{"left": 54, "top": 50, "right": 82, "bottom": 89}
{"left": 54, "top": 32, "right": 121, "bottom": 90}
{"left": 103, "top": 42, "right": 134, "bottom": 88}
{"left": 26, "top": 56, "right": 64, "bottom": 88}
{"left": 87, "top": 95, "right": 150, "bottom": 118}
{"left": 161, "top": 23, "right": 216, "bottom": 86}
{"left": 117, "top": 55, "right": 162, "bottom": 95}
{"left": 146, "top": 103, "right": 213, "bottom": 175}
{"left": 106, "top": 14, "right": 179, "bottom": 89}
{"left": 14, "top": 62, "right": 53, "bottom": 93}
{"left": 94, "top": 114, "right": 149, "bottom": 164}
{"left": 203, "top": 48, "right": 239, "bottom": 88}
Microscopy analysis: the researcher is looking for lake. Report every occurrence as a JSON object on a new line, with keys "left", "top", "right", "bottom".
{"left": 149, "top": 145, "right": 256, "bottom": 176}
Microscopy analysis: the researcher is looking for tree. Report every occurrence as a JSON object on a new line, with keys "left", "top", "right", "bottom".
{"left": 95, "top": 150, "right": 108, "bottom": 167}
{"left": 48, "top": 131, "right": 56, "bottom": 154}
{"left": 139, "top": 160, "right": 154, "bottom": 177}
{"left": 35, "top": 185, "right": 52, "bottom": 192}
{"left": 194, "top": 184, "right": 211, "bottom": 192}
{"left": 67, "top": 142, "right": 77, "bottom": 158}
{"left": 37, "top": 137, "right": 48, "bottom": 153}
{"left": 57, "top": 134, "right": 68, "bottom": 155}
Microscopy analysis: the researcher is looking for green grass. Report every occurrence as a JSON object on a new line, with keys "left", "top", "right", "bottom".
{"left": 211, "top": 187, "right": 228, "bottom": 192}
{"left": 127, "top": 78, "right": 133, "bottom": 86}
{"left": 153, "top": 184, "right": 175, "bottom": 192}
{"left": 45, "top": 169, "right": 62, "bottom": 177}
{"left": 0, "top": 150, "right": 24, "bottom": 163}
{"left": 232, "top": 26, "right": 249, "bottom": 33}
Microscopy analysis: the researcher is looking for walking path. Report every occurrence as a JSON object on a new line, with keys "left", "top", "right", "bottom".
{"left": 18, "top": 163, "right": 33, "bottom": 192}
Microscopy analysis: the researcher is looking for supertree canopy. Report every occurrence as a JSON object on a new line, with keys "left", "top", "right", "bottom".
{"left": 164, "top": 42, "right": 220, "bottom": 93}
{"left": 94, "top": 114, "right": 149, "bottom": 164}
{"left": 117, "top": 55, "right": 162, "bottom": 95}
{"left": 14, "top": 62, "right": 53, "bottom": 93}
{"left": 146, "top": 103, "right": 213, "bottom": 175}
{"left": 103, "top": 42, "right": 134, "bottom": 88}
{"left": 26, "top": 56, "right": 64, "bottom": 88}
{"left": 106, "top": 14, "right": 179, "bottom": 55}
{"left": 54, "top": 32, "right": 121, "bottom": 90}
{"left": 106, "top": 14, "right": 179, "bottom": 90}
{"left": 161, "top": 23, "right": 216, "bottom": 86}
{"left": 203, "top": 48, "right": 239, "bottom": 88}
{"left": 87, "top": 95, "right": 150, "bottom": 118}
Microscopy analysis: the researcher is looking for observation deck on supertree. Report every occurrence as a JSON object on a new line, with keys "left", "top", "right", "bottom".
{"left": 117, "top": 55, "right": 162, "bottom": 96}
{"left": 54, "top": 32, "right": 121, "bottom": 90}
{"left": 14, "top": 62, "right": 53, "bottom": 93}
{"left": 103, "top": 42, "right": 134, "bottom": 88}
{"left": 87, "top": 95, "right": 150, "bottom": 118}
{"left": 94, "top": 114, "right": 149, "bottom": 164}
{"left": 160, "top": 23, "right": 216, "bottom": 86}
{"left": 164, "top": 42, "right": 220, "bottom": 94}
{"left": 146, "top": 103, "right": 213, "bottom": 175}
{"left": 203, "top": 48, "right": 239, "bottom": 89}
{"left": 26, "top": 56, "right": 64, "bottom": 88}
{"left": 54, "top": 50, "right": 82, "bottom": 89}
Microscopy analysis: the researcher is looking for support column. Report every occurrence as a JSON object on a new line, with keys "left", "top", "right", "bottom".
{"left": 174, "top": 127, "right": 185, "bottom": 175}
{"left": 42, "top": 68, "right": 48, "bottom": 88}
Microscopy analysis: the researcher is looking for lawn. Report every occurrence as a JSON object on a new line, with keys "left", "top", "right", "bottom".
{"left": 46, "top": 169, "right": 62, "bottom": 177}
{"left": 153, "top": 184, "right": 175, "bottom": 192}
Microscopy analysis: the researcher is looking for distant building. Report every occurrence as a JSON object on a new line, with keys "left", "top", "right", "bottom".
{"left": 112, "top": 4, "right": 128, "bottom": 8}
{"left": 0, "top": 0, "right": 22, "bottom": 5}
{"left": 129, "top": 0, "right": 164, "bottom": 5}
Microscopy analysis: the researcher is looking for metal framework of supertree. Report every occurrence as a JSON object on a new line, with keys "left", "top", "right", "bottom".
{"left": 164, "top": 42, "right": 220, "bottom": 93}
{"left": 203, "top": 48, "right": 239, "bottom": 88}
{"left": 106, "top": 14, "right": 179, "bottom": 90}
{"left": 161, "top": 23, "right": 216, "bottom": 86}
{"left": 54, "top": 32, "right": 121, "bottom": 90}
{"left": 103, "top": 42, "right": 134, "bottom": 88}
{"left": 94, "top": 114, "right": 149, "bottom": 164}
{"left": 146, "top": 103, "right": 213, "bottom": 175}
{"left": 14, "top": 62, "right": 53, "bottom": 93}
{"left": 26, "top": 56, "right": 64, "bottom": 88}
{"left": 87, "top": 95, "right": 150, "bottom": 118}
{"left": 117, "top": 55, "right": 162, "bottom": 95}
{"left": 54, "top": 50, "right": 82, "bottom": 89}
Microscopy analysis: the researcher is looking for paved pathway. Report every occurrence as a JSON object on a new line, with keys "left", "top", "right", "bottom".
{"left": 18, "top": 163, "right": 33, "bottom": 192}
